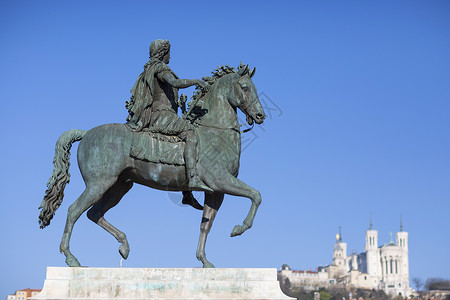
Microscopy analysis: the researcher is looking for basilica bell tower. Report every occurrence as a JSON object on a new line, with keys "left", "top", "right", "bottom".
{"left": 365, "top": 216, "right": 381, "bottom": 276}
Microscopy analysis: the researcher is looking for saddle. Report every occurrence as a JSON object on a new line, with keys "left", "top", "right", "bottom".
{"left": 130, "top": 130, "right": 185, "bottom": 166}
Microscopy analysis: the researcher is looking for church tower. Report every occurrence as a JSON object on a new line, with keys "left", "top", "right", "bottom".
{"left": 396, "top": 216, "right": 409, "bottom": 282}
{"left": 365, "top": 216, "right": 381, "bottom": 276}
{"left": 333, "top": 227, "right": 348, "bottom": 272}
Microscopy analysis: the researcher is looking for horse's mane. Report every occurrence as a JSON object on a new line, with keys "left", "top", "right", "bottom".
{"left": 188, "top": 63, "right": 247, "bottom": 108}
{"left": 207, "top": 64, "right": 238, "bottom": 82}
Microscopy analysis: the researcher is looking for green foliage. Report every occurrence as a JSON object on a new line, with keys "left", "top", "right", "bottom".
{"left": 367, "top": 289, "right": 393, "bottom": 300}
{"left": 327, "top": 286, "right": 346, "bottom": 300}
{"left": 279, "top": 277, "right": 399, "bottom": 300}
{"left": 284, "top": 278, "right": 291, "bottom": 290}
{"left": 319, "top": 290, "right": 332, "bottom": 300}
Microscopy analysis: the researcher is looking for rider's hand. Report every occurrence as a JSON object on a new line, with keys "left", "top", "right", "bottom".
{"left": 197, "top": 80, "right": 209, "bottom": 91}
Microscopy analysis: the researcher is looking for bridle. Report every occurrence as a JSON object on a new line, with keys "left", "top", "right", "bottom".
{"left": 192, "top": 97, "right": 258, "bottom": 134}
{"left": 190, "top": 76, "right": 259, "bottom": 134}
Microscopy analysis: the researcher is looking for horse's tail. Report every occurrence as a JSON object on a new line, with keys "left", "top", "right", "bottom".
{"left": 39, "top": 129, "right": 87, "bottom": 229}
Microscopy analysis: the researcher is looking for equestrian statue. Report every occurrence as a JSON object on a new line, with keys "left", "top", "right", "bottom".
{"left": 38, "top": 39, "right": 266, "bottom": 268}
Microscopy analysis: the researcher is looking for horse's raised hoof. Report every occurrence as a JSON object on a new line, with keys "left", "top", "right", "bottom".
{"left": 65, "top": 255, "right": 81, "bottom": 267}
{"left": 119, "top": 243, "right": 130, "bottom": 260}
{"left": 230, "top": 224, "right": 247, "bottom": 237}
{"left": 203, "top": 261, "right": 215, "bottom": 268}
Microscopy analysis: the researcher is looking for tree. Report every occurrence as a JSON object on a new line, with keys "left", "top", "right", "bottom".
{"left": 327, "top": 286, "right": 346, "bottom": 300}
{"left": 354, "top": 288, "right": 370, "bottom": 299}
{"left": 319, "top": 290, "right": 332, "bottom": 300}
{"left": 425, "top": 278, "right": 450, "bottom": 291}
{"left": 412, "top": 277, "right": 423, "bottom": 291}
{"left": 284, "top": 278, "right": 291, "bottom": 290}
{"left": 368, "top": 288, "right": 392, "bottom": 300}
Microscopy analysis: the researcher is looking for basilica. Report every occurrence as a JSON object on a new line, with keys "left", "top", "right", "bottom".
{"left": 279, "top": 220, "right": 413, "bottom": 297}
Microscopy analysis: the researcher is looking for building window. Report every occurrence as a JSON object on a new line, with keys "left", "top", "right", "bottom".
{"left": 390, "top": 259, "right": 393, "bottom": 274}
{"left": 395, "top": 260, "right": 398, "bottom": 273}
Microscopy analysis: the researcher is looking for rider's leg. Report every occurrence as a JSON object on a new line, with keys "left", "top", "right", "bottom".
{"left": 183, "top": 130, "right": 213, "bottom": 192}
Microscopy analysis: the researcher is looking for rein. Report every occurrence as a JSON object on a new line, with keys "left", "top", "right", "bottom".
{"left": 193, "top": 121, "right": 254, "bottom": 134}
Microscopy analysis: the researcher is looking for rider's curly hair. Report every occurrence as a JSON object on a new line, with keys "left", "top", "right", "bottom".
{"left": 149, "top": 39, "right": 170, "bottom": 61}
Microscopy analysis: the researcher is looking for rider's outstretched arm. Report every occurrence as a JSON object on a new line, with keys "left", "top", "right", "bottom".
{"left": 159, "top": 72, "right": 207, "bottom": 89}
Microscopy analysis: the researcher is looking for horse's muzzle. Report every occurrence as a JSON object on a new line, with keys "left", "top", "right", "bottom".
{"left": 254, "top": 113, "right": 265, "bottom": 124}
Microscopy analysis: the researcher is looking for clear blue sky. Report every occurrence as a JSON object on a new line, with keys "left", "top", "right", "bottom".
{"left": 1, "top": 0, "right": 449, "bottom": 297}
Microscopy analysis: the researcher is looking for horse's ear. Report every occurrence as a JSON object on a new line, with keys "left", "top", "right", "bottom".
{"left": 249, "top": 67, "right": 256, "bottom": 78}
{"left": 238, "top": 64, "right": 249, "bottom": 76}
{"left": 244, "top": 65, "right": 249, "bottom": 75}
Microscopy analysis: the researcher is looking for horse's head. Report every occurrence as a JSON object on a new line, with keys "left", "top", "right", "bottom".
{"left": 231, "top": 64, "right": 266, "bottom": 125}
{"left": 197, "top": 64, "right": 266, "bottom": 127}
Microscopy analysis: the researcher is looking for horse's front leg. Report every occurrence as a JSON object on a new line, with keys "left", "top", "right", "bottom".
{"left": 196, "top": 192, "right": 224, "bottom": 268}
{"left": 213, "top": 172, "right": 261, "bottom": 237}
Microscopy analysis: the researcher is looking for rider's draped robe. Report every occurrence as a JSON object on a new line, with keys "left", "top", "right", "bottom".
{"left": 126, "top": 59, "right": 189, "bottom": 133}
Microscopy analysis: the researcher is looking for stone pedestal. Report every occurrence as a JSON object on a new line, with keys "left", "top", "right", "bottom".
{"left": 32, "top": 267, "right": 293, "bottom": 299}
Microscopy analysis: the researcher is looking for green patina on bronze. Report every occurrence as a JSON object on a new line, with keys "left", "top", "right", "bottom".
{"left": 39, "top": 40, "right": 266, "bottom": 268}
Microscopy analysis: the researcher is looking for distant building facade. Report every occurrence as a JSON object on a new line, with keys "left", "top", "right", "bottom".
{"left": 6, "top": 289, "right": 41, "bottom": 300}
{"left": 279, "top": 220, "right": 413, "bottom": 298}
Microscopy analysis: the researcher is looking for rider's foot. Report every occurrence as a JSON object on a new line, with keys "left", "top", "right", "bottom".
{"left": 189, "top": 176, "right": 213, "bottom": 193}
{"left": 182, "top": 191, "right": 204, "bottom": 210}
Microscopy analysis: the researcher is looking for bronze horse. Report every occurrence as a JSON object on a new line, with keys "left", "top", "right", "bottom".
{"left": 39, "top": 64, "right": 266, "bottom": 268}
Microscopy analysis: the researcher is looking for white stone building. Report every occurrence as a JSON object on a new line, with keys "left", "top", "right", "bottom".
{"left": 279, "top": 220, "right": 413, "bottom": 298}
{"left": 278, "top": 265, "right": 336, "bottom": 291}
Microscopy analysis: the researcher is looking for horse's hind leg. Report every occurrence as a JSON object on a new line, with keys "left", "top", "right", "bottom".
{"left": 60, "top": 177, "right": 118, "bottom": 267}
{"left": 196, "top": 192, "right": 224, "bottom": 268}
{"left": 87, "top": 179, "right": 133, "bottom": 260}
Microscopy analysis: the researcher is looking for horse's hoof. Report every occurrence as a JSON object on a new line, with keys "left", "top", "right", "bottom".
{"left": 65, "top": 256, "right": 81, "bottom": 267}
{"left": 119, "top": 243, "right": 130, "bottom": 260}
{"left": 230, "top": 225, "right": 245, "bottom": 237}
{"left": 203, "top": 261, "right": 215, "bottom": 268}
